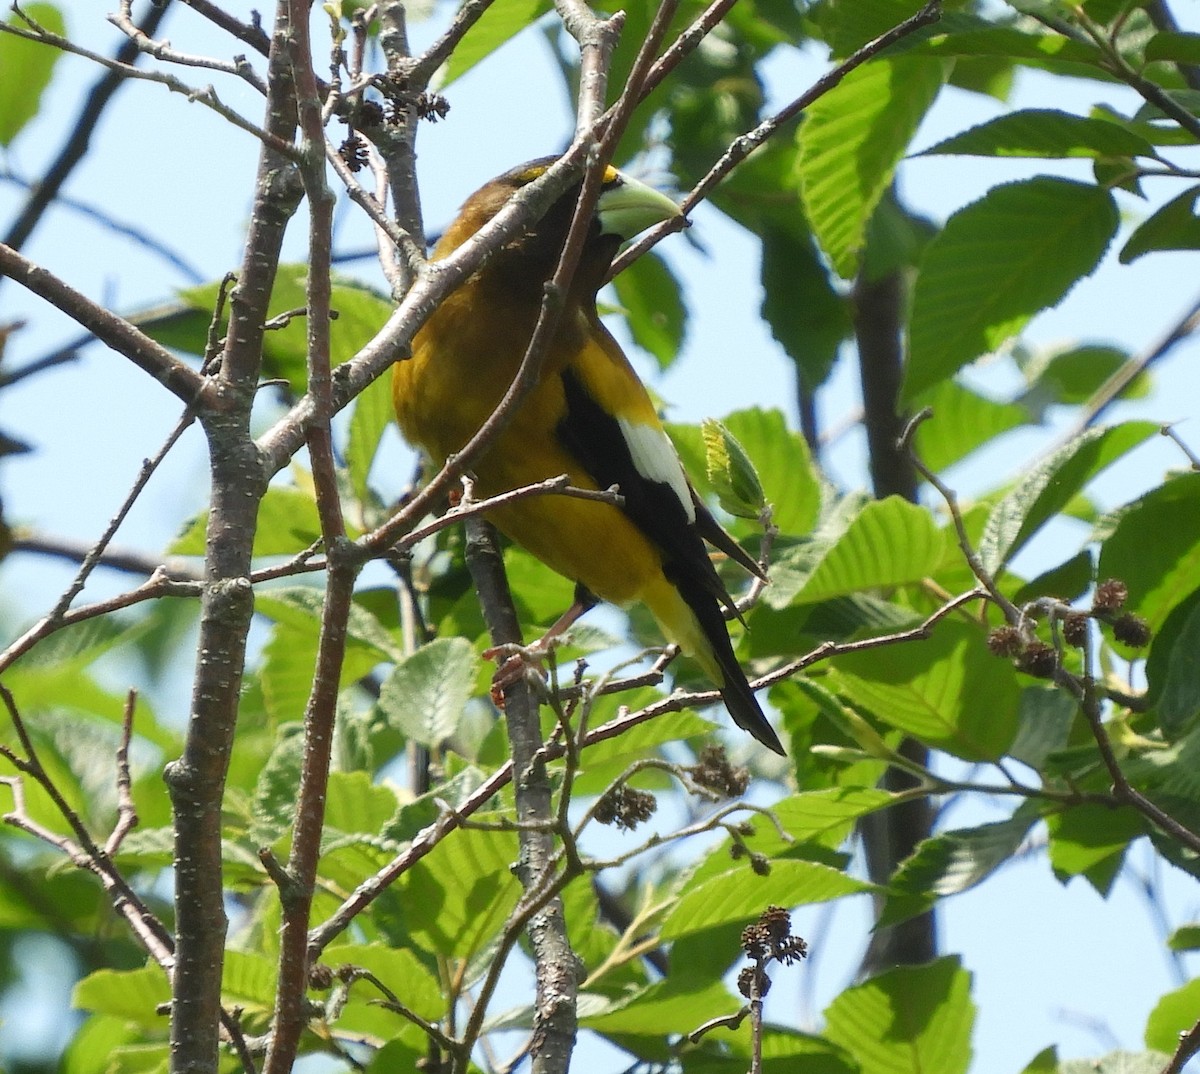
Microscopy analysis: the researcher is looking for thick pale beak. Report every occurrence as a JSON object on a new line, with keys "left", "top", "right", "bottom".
{"left": 597, "top": 168, "right": 683, "bottom": 240}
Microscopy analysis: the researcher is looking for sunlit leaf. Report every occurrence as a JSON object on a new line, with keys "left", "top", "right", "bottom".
{"left": 906, "top": 178, "right": 1119, "bottom": 402}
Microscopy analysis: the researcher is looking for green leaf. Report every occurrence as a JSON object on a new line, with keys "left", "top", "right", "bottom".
{"left": 1098, "top": 472, "right": 1200, "bottom": 633}
{"left": 914, "top": 381, "right": 1028, "bottom": 472}
{"left": 1144, "top": 31, "right": 1200, "bottom": 65}
{"left": 1152, "top": 599, "right": 1200, "bottom": 738}
{"left": 785, "top": 496, "right": 948, "bottom": 605}
{"left": 324, "top": 770, "right": 402, "bottom": 840}
{"left": 154, "top": 268, "right": 393, "bottom": 393}
{"left": 905, "top": 178, "right": 1119, "bottom": 402}
{"left": 581, "top": 977, "right": 739, "bottom": 1043}
{"left": 760, "top": 225, "right": 851, "bottom": 389}
{"left": 701, "top": 419, "right": 765, "bottom": 519}
{"left": 679, "top": 1030, "right": 858, "bottom": 1073}
{"left": 73, "top": 966, "right": 171, "bottom": 1025}
{"left": 1166, "top": 924, "right": 1200, "bottom": 951}
{"left": 1046, "top": 803, "right": 1144, "bottom": 895}
{"left": 252, "top": 724, "right": 304, "bottom": 843}
{"left": 612, "top": 250, "right": 685, "bottom": 371}
{"left": 660, "top": 860, "right": 873, "bottom": 940}
{"left": 831, "top": 620, "right": 1021, "bottom": 762}
{"left": 1025, "top": 344, "right": 1147, "bottom": 408}
{"left": 1060, "top": 1052, "right": 1173, "bottom": 1074}
{"left": 0, "top": 4, "right": 65, "bottom": 146}
{"left": 376, "top": 637, "right": 478, "bottom": 748}
{"left": 881, "top": 810, "right": 1038, "bottom": 926}
{"left": 1019, "top": 1045, "right": 1060, "bottom": 1073}
{"left": 401, "top": 825, "right": 521, "bottom": 963}
{"left": 441, "top": 0, "right": 553, "bottom": 83}
{"left": 668, "top": 408, "right": 821, "bottom": 538}
{"left": 221, "top": 951, "right": 277, "bottom": 1010}
{"left": 1145, "top": 977, "right": 1200, "bottom": 1054}
{"left": 799, "top": 56, "right": 949, "bottom": 277}
{"left": 824, "top": 957, "right": 975, "bottom": 1074}
{"left": 920, "top": 108, "right": 1156, "bottom": 159}
{"left": 345, "top": 372, "right": 397, "bottom": 505}
{"left": 319, "top": 943, "right": 443, "bottom": 1020}
{"left": 817, "top": 0, "right": 931, "bottom": 56}
{"left": 1121, "top": 184, "right": 1200, "bottom": 264}
{"left": 979, "top": 422, "right": 1157, "bottom": 574}
{"left": 171, "top": 484, "right": 336, "bottom": 557}
{"left": 1009, "top": 687, "right": 1077, "bottom": 770}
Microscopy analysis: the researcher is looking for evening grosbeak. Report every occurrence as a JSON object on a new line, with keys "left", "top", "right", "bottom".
{"left": 392, "top": 158, "right": 784, "bottom": 755}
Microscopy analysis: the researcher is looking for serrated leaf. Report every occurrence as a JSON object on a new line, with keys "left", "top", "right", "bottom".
{"left": 1152, "top": 599, "right": 1200, "bottom": 738}
{"left": 824, "top": 957, "right": 975, "bottom": 1074}
{"left": 401, "top": 825, "right": 520, "bottom": 963}
{"left": 1026, "top": 344, "right": 1147, "bottom": 407}
{"left": 760, "top": 225, "right": 850, "bottom": 388}
{"left": 441, "top": 0, "right": 553, "bottom": 84}
{"left": 612, "top": 250, "right": 685, "bottom": 371}
{"left": 345, "top": 372, "right": 397, "bottom": 504}
{"left": 914, "top": 381, "right": 1027, "bottom": 471}
{"left": 660, "top": 860, "right": 873, "bottom": 941}
{"left": 1009, "top": 687, "right": 1077, "bottom": 770}
{"left": 251, "top": 724, "right": 304, "bottom": 843}
{"left": 881, "top": 811, "right": 1037, "bottom": 926}
{"left": 1120, "top": 184, "right": 1200, "bottom": 264}
{"left": 0, "top": 4, "right": 65, "bottom": 146}
{"left": 376, "top": 637, "right": 477, "bottom": 748}
{"left": 1097, "top": 472, "right": 1200, "bottom": 634}
{"left": 799, "top": 56, "right": 949, "bottom": 277}
{"left": 831, "top": 620, "right": 1021, "bottom": 762}
{"left": 789, "top": 496, "right": 947, "bottom": 604}
{"left": 920, "top": 108, "right": 1156, "bottom": 159}
{"left": 1145, "top": 977, "right": 1200, "bottom": 1054}
{"left": 73, "top": 966, "right": 171, "bottom": 1025}
{"left": 319, "top": 943, "right": 443, "bottom": 1020}
{"left": 171, "top": 485, "right": 325, "bottom": 557}
{"left": 323, "top": 770, "right": 402, "bottom": 839}
{"left": 979, "top": 422, "right": 1156, "bottom": 574}
{"left": 906, "top": 178, "right": 1119, "bottom": 402}
{"left": 1060, "top": 1052, "right": 1173, "bottom": 1074}
{"left": 702, "top": 418, "right": 765, "bottom": 519}
{"left": 669, "top": 408, "right": 821, "bottom": 538}
{"left": 221, "top": 951, "right": 277, "bottom": 1010}
{"left": 1046, "top": 803, "right": 1144, "bottom": 895}
{"left": 1144, "top": 31, "right": 1200, "bottom": 65}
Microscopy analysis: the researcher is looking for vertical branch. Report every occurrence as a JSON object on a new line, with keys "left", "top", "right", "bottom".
{"left": 165, "top": 3, "right": 302, "bottom": 1071}
{"left": 463, "top": 518, "right": 578, "bottom": 1074}
{"left": 260, "top": 5, "right": 357, "bottom": 1072}
{"left": 853, "top": 241, "right": 937, "bottom": 975}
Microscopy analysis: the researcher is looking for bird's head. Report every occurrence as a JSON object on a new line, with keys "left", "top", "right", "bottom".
{"left": 433, "top": 157, "right": 682, "bottom": 298}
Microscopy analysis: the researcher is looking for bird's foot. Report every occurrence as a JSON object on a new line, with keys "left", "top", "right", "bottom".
{"left": 483, "top": 640, "right": 556, "bottom": 706}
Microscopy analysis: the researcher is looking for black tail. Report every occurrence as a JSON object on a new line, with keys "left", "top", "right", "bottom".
{"left": 677, "top": 573, "right": 785, "bottom": 756}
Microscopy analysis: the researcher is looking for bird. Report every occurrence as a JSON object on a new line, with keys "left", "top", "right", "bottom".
{"left": 392, "top": 157, "right": 785, "bottom": 755}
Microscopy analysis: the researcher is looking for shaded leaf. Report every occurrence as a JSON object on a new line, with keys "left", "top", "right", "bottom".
{"left": 914, "top": 381, "right": 1028, "bottom": 472}
{"left": 1046, "top": 803, "right": 1145, "bottom": 895}
{"left": 1121, "top": 184, "right": 1200, "bottom": 264}
{"left": 979, "top": 422, "right": 1156, "bottom": 574}
{"left": 824, "top": 957, "right": 975, "bottom": 1074}
{"left": 920, "top": 108, "right": 1156, "bottom": 159}
{"left": 831, "top": 620, "right": 1021, "bottom": 762}
{"left": 612, "top": 250, "right": 685, "bottom": 371}
{"left": 376, "top": 637, "right": 478, "bottom": 748}
{"left": 799, "top": 56, "right": 949, "bottom": 277}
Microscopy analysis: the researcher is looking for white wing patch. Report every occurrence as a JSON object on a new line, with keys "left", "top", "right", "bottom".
{"left": 617, "top": 417, "right": 696, "bottom": 523}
